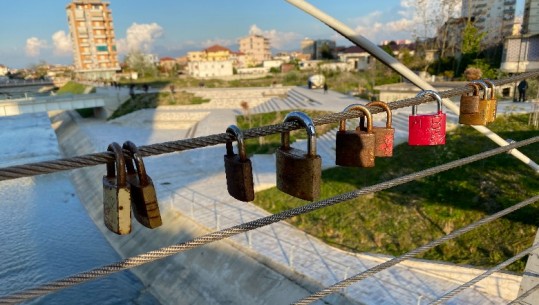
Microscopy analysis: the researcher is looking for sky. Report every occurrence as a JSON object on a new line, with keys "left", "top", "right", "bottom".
{"left": 0, "top": 0, "right": 525, "bottom": 69}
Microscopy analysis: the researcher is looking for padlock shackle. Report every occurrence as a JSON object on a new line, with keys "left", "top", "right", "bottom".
{"left": 122, "top": 141, "right": 150, "bottom": 187}
{"left": 413, "top": 90, "right": 443, "bottom": 115}
{"left": 106, "top": 142, "right": 126, "bottom": 187}
{"left": 282, "top": 111, "right": 317, "bottom": 156}
{"left": 366, "top": 101, "right": 392, "bottom": 128}
{"left": 226, "top": 125, "right": 247, "bottom": 161}
{"left": 340, "top": 104, "right": 373, "bottom": 132}
{"left": 482, "top": 79, "right": 496, "bottom": 100}
{"left": 471, "top": 80, "right": 488, "bottom": 100}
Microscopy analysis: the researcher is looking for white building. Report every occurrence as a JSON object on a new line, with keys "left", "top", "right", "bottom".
{"left": 338, "top": 46, "right": 372, "bottom": 71}
{"left": 187, "top": 60, "right": 233, "bottom": 78}
{"left": 461, "top": 0, "right": 516, "bottom": 46}
{"left": 0, "top": 65, "right": 8, "bottom": 76}
{"left": 523, "top": 0, "right": 539, "bottom": 34}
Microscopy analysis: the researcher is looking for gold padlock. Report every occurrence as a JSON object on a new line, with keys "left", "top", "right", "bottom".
{"left": 276, "top": 111, "right": 321, "bottom": 201}
{"left": 123, "top": 141, "right": 162, "bottom": 229}
{"left": 103, "top": 142, "right": 131, "bottom": 235}
{"left": 459, "top": 83, "right": 480, "bottom": 115}
{"left": 483, "top": 79, "right": 498, "bottom": 123}
{"left": 224, "top": 125, "right": 255, "bottom": 202}
{"left": 459, "top": 81, "right": 489, "bottom": 126}
{"left": 366, "top": 101, "right": 395, "bottom": 157}
{"left": 336, "top": 104, "right": 375, "bottom": 167}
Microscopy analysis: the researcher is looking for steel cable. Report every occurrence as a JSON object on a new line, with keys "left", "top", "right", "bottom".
{"left": 509, "top": 282, "right": 539, "bottom": 304}
{"left": 428, "top": 243, "right": 539, "bottom": 305}
{"left": 0, "top": 71, "right": 537, "bottom": 182}
{"left": 292, "top": 193, "right": 539, "bottom": 305}
{"left": 1, "top": 136, "right": 538, "bottom": 304}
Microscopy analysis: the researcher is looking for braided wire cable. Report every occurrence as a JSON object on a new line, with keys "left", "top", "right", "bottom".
{"left": 0, "top": 71, "right": 537, "bottom": 182}
{"left": 292, "top": 193, "right": 539, "bottom": 305}
{"left": 428, "top": 243, "right": 539, "bottom": 305}
{"left": 509, "top": 282, "right": 539, "bottom": 305}
{"left": 1, "top": 136, "right": 538, "bottom": 304}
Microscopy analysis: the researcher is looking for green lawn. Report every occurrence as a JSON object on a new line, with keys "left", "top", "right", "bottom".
{"left": 251, "top": 114, "right": 539, "bottom": 272}
{"left": 108, "top": 91, "right": 210, "bottom": 120}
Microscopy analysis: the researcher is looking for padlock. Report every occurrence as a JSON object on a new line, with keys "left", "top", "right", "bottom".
{"left": 224, "top": 125, "right": 255, "bottom": 202}
{"left": 366, "top": 101, "right": 394, "bottom": 157}
{"left": 336, "top": 104, "right": 375, "bottom": 167}
{"left": 103, "top": 142, "right": 131, "bottom": 235}
{"left": 459, "top": 80, "right": 489, "bottom": 126}
{"left": 408, "top": 90, "right": 446, "bottom": 146}
{"left": 483, "top": 79, "right": 498, "bottom": 123}
{"left": 123, "top": 141, "right": 162, "bottom": 229}
{"left": 276, "top": 111, "right": 322, "bottom": 201}
{"left": 459, "top": 83, "right": 480, "bottom": 114}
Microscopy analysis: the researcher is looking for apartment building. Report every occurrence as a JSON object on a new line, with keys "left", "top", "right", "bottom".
{"left": 239, "top": 34, "right": 271, "bottom": 66}
{"left": 66, "top": 0, "right": 120, "bottom": 80}
{"left": 461, "top": 0, "right": 516, "bottom": 46}
{"left": 523, "top": 0, "right": 539, "bottom": 34}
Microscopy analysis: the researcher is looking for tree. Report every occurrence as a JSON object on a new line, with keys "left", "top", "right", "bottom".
{"left": 461, "top": 22, "right": 485, "bottom": 55}
{"left": 123, "top": 50, "right": 158, "bottom": 78}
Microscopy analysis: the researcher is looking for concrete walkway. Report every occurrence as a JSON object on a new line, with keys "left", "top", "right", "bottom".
{"left": 77, "top": 86, "right": 535, "bottom": 304}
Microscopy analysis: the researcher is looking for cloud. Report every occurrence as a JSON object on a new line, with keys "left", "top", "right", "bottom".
{"left": 117, "top": 22, "right": 164, "bottom": 54}
{"left": 200, "top": 38, "right": 234, "bottom": 48}
{"left": 248, "top": 24, "right": 301, "bottom": 50}
{"left": 25, "top": 37, "right": 48, "bottom": 57}
{"left": 52, "top": 31, "right": 72, "bottom": 55}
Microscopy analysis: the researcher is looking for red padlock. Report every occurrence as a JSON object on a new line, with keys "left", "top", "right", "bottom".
{"left": 408, "top": 90, "right": 446, "bottom": 146}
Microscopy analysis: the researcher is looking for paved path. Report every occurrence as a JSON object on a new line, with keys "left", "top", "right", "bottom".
{"left": 85, "top": 86, "right": 535, "bottom": 304}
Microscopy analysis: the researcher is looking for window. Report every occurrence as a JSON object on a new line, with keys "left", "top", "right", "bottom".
{"left": 96, "top": 45, "right": 108, "bottom": 52}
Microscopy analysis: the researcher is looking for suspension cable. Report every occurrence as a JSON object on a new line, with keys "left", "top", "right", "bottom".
{"left": 428, "top": 243, "right": 539, "bottom": 305}
{"left": 0, "top": 71, "right": 537, "bottom": 182}
{"left": 291, "top": 193, "right": 539, "bottom": 305}
{"left": 509, "top": 282, "right": 539, "bottom": 304}
{"left": 1, "top": 136, "right": 538, "bottom": 304}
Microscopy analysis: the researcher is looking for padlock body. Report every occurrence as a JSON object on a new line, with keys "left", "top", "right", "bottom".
{"left": 276, "top": 147, "right": 321, "bottom": 201}
{"left": 459, "top": 99, "right": 489, "bottom": 125}
{"left": 486, "top": 98, "right": 497, "bottom": 123}
{"left": 408, "top": 112, "right": 446, "bottom": 146}
{"left": 460, "top": 95, "right": 480, "bottom": 114}
{"left": 127, "top": 175, "right": 162, "bottom": 229}
{"left": 224, "top": 154, "right": 255, "bottom": 202}
{"left": 372, "top": 127, "right": 394, "bottom": 157}
{"left": 335, "top": 130, "right": 375, "bottom": 167}
{"left": 103, "top": 176, "right": 131, "bottom": 235}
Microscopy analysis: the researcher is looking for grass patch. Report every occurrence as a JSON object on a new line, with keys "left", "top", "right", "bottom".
{"left": 56, "top": 81, "right": 90, "bottom": 95}
{"left": 108, "top": 91, "right": 210, "bottom": 120}
{"left": 252, "top": 114, "right": 539, "bottom": 272}
{"left": 237, "top": 110, "right": 338, "bottom": 155}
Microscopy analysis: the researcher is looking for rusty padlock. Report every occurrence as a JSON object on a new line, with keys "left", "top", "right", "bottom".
{"left": 276, "top": 111, "right": 321, "bottom": 201}
{"left": 224, "top": 125, "right": 255, "bottom": 202}
{"left": 366, "top": 101, "right": 394, "bottom": 157}
{"left": 459, "top": 83, "right": 480, "bottom": 114}
{"left": 408, "top": 90, "right": 446, "bottom": 146}
{"left": 459, "top": 80, "right": 489, "bottom": 126}
{"left": 336, "top": 104, "right": 375, "bottom": 167}
{"left": 123, "top": 141, "right": 162, "bottom": 229}
{"left": 103, "top": 142, "right": 131, "bottom": 235}
{"left": 483, "top": 79, "right": 498, "bottom": 123}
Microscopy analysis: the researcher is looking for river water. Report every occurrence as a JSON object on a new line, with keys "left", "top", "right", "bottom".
{"left": 0, "top": 113, "right": 159, "bottom": 305}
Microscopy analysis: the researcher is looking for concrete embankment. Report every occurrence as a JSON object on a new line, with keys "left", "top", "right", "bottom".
{"left": 52, "top": 110, "right": 355, "bottom": 305}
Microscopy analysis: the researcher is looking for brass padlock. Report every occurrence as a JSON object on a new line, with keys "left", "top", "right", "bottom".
{"left": 123, "top": 141, "right": 162, "bottom": 229}
{"left": 483, "top": 79, "right": 498, "bottom": 123}
{"left": 276, "top": 111, "right": 322, "bottom": 201}
{"left": 224, "top": 125, "right": 255, "bottom": 202}
{"left": 336, "top": 104, "right": 375, "bottom": 167}
{"left": 103, "top": 142, "right": 131, "bottom": 235}
{"left": 459, "top": 81, "right": 489, "bottom": 126}
{"left": 459, "top": 83, "right": 480, "bottom": 114}
{"left": 366, "top": 101, "right": 394, "bottom": 157}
